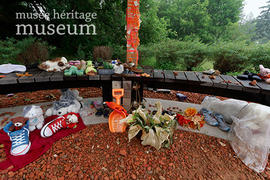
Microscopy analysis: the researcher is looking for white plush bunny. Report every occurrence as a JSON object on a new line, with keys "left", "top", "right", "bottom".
{"left": 23, "top": 105, "right": 44, "bottom": 132}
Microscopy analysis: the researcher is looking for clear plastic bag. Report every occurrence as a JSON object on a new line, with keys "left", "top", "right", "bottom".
{"left": 201, "top": 96, "right": 248, "bottom": 124}
{"left": 201, "top": 96, "right": 270, "bottom": 172}
{"left": 229, "top": 103, "right": 270, "bottom": 173}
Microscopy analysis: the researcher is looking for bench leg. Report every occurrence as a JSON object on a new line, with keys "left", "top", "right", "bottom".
{"left": 102, "top": 81, "right": 112, "bottom": 102}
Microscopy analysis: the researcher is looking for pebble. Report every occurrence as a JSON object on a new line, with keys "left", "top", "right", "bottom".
{"left": 119, "top": 149, "right": 127, "bottom": 156}
{"left": 159, "top": 175, "right": 166, "bottom": 180}
{"left": 131, "top": 174, "right": 137, "bottom": 179}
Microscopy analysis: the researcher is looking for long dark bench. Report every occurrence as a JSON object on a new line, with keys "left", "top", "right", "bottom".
{"left": 0, "top": 68, "right": 270, "bottom": 106}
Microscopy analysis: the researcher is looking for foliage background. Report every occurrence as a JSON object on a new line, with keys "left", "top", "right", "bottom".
{"left": 0, "top": 0, "right": 270, "bottom": 74}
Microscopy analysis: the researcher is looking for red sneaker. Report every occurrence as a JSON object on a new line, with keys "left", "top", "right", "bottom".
{"left": 40, "top": 116, "right": 67, "bottom": 138}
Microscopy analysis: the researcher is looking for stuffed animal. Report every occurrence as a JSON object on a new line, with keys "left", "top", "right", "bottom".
{"left": 9, "top": 117, "right": 29, "bottom": 132}
{"left": 78, "top": 60, "right": 86, "bottom": 71}
{"left": 23, "top": 105, "right": 44, "bottom": 132}
{"left": 259, "top": 65, "right": 270, "bottom": 84}
{"left": 65, "top": 112, "right": 79, "bottom": 128}
{"left": 38, "top": 57, "right": 70, "bottom": 72}
{"left": 64, "top": 66, "right": 84, "bottom": 76}
{"left": 85, "top": 61, "right": 97, "bottom": 76}
{"left": 46, "top": 89, "right": 83, "bottom": 117}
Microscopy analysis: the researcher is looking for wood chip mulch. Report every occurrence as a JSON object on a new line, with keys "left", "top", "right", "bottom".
{"left": 0, "top": 87, "right": 269, "bottom": 179}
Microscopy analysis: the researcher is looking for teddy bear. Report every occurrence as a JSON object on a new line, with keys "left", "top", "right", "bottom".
{"left": 23, "top": 105, "right": 44, "bottom": 132}
{"left": 259, "top": 65, "right": 270, "bottom": 84}
{"left": 45, "top": 89, "right": 83, "bottom": 117}
{"left": 9, "top": 117, "right": 29, "bottom": 132}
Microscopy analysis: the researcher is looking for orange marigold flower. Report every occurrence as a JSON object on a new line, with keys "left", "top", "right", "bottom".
{"left": 184, "top": 107, "right": 198, "bottom": 117}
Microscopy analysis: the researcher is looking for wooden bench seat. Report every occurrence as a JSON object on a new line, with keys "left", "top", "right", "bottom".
{"left": 0, "top": 69, "right": 269, "bottom": 106}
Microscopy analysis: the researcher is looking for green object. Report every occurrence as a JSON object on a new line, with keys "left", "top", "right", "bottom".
{"left": 64, "top": 66, "right": 84, "bottom": 76}
{"left": 103, "top": 62, "right": 113, "bottom": 69}
{"left": 85, "top": 61, "right": 97, "bottom": 75}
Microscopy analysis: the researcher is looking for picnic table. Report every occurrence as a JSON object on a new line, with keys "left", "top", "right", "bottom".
{"left": 0, "top": 69, "right": 269, "bottom": 106}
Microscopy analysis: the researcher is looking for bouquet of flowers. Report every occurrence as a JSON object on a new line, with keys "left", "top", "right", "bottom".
{"left": 176, "top": 107, "right": 205, "bottom": 130}
{"left": 121, "top": 102, "right": 176, "bottom": 150}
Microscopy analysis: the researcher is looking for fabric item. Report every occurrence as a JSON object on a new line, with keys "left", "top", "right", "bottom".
{"left": 0, "top": 115, "right": 86, "bottom": 171}
{"left": 199, "top": 108, "right": 218, "bottom": 126}
{"left": 0, "top": 64, "right": 26, "bottom": 74}
{"left": 3, "top": 121, "right": 31, "bottom": 156}
{"left": 213, "top": 113, "right": 230, "bottom": 132}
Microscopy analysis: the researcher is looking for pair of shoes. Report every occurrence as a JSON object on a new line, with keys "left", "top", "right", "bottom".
{"left": 199, "top": 108, "right": 230, "bottom": 132}
{"left": 95, "top": 108, "right": 111, "bottom": 118}
{"left": 237, "top": 71, "right": 262, "bottom": 81}
{"left": 4, "top": 121, "right": 31, "bottom": 156}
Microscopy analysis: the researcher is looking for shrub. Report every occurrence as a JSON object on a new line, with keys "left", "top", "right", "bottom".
{"left": 0, "top": 38, "right": 21, "bottom": 64}
{"left": 17, "top": 42, "right": 49, "bottom": 65}
{"left": 112, "top": 45, "right": 126, "bottom": 62}
{"left": 211, "top": 41, "right": 249, "bottom": 74}
{"left": 93, "top": 46, "right": 113, "bottom": 61}
{"left": 139, "top": 40, "right": 208, "bottom": 70}
{"left": 0, "top": 37, "right": 55, "bottom": 65}
{"left": 249, "top": 42, "right": 270, "bottom": 71}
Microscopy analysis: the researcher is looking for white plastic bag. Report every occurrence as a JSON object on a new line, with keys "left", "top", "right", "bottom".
{"left": 201, "top": 96, "right": 248, "bottom": 124}
{"left": 229, "top": 103, "right": 270, "bottom": 173}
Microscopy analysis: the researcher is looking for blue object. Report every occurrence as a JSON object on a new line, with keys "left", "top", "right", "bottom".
{"left": 176, "top": 93, "right": 187, "bottom": 101}
{"left": 213, "top": 113, "right": 231, "bottom": 132}
{"left": 199, "top": 108, "right": 219, "bottom": 127}
{"left": 4, "top": 121, "right": 31, "bottom": 156}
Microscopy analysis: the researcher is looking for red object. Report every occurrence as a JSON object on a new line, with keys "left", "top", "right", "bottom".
{"left": 105, "top": 102, "right": 128, "bottom": 116}
{"left": 0, "top": 114, "right": 86, "bottom": 171}
{"left": 176, "top": 114, "right": 191, "bottom": 126}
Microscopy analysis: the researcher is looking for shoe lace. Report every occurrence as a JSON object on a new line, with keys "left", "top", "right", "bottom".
{"left": 51, "top": 120, "right": 63, "bottom": 133}
{"left": 10, "top": 129, "right": 28, "bottom": 146}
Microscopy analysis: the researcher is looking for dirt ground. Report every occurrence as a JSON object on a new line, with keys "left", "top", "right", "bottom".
{"left": 0, "top": 88, "right": 269, "bottom": 179}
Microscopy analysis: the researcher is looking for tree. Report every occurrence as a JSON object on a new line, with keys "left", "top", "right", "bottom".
{"left": 207, "top": 0, "right": 244, "bottom": 41}
{"left": 255, "top": 0, "right": 270, "bottom": 43}
{"left": 139, "top": 0, "right": 169, "bottom": 44}
{"left": 158, "top": 0, "right": 212, "bottom": 42}
{"left": 158, "top": 0, "right": 244, "bottom": 43}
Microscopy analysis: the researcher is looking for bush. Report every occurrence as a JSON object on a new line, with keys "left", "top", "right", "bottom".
{"left": 0, "top": 37, "right": 55, "bottom": 65}
{"left": 93, "top": 46, "right": 113, "bottom": 61}
{"left": 211, "top": 41, "right": 250, "bottom": 74}
{"left": 112, "top": 45, "right": 126, "bottom": 62}
{"left": 139, "top": 40, "right": 207, "bottom": 70}
{"left": 249, "top": 42, "right": 270, "bottom": 71}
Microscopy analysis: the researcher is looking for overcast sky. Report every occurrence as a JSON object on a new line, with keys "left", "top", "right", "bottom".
{"left": 243, "top": 0, "right": 268, "bottom": 17}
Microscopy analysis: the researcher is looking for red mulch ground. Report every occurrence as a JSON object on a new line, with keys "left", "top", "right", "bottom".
{"left": 0, "top": 88, "right": 269, "bottom": 179}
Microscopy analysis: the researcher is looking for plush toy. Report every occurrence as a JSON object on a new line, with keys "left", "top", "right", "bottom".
{"left": 9, "top": 117, "right": 29, "bottom": 132}
{"left": 78, "top": 60, "right": 87, "bottom": 71}
{"left": 65, "top": 112, "right": 79, "bottom": 128}
{"left": 23, "top": 105, "right": 44, "bottom": 132}
{"left": 85, "top": 61, "right": 97, "bottom": 76}
{"left": 64, "top": 66, "right": 84, "bottom": 76}
{"left": 38, "top": 57, "right": 70, "bottom": 72}
{"left": 113, "top": 64, "right": 124, "bottom": 74}
{"left": 46, "top": 89, "right": 83, "bottom": 117}
{"left": 259, "top": 65, "right": 270, "bottom": 84}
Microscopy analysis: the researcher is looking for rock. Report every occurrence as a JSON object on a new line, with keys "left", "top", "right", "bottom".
{"left": 159, "top": 175, "right": 166, "bottom": 180}
{"left": 131, "top": 174, "right": 137, "bottom": 179}
{"left": 119, "top": 149, "right": 127, "bottom": 156}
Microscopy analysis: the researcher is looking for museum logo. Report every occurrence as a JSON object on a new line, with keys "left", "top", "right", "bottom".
{"left": 16, "top": 9, "right": 97, "bottom": 36}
